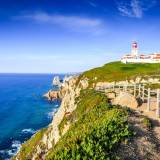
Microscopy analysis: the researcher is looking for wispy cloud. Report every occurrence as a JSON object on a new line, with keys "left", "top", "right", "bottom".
{"left": 88, "top": 1, "right": 98, "bottom": 8}
{"left": 14, "top": 12, "right": 105, "bottom": 35}
{"left": 116, "top": 0, "right": 157, "bottom": 18}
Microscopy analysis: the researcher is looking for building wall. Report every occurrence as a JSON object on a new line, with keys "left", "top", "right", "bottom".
{"left": 121, "top": 58, "right": 160, "bottom": 64}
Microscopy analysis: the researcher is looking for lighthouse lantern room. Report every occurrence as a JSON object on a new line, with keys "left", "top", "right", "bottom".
{"left": 131, "top": 41, "right": 138, "bottom": 56}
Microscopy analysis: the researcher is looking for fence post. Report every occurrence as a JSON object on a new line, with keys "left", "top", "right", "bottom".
{"left": 138, "top": 84, "right": 141, "bottom": 96}
{"left": 123, "top": 85, "right": 124, "bottom": 91}
{"left": 156, "top": 89, "right": 160, "bottom": 118}
{"left": 118, "top": 85, "right": 120, "bottom": 95}
{"left": 124, "top": 84, "right": 127, "bottom": 92}
{"left": 134, "top": 84, "right": 136, "bottom": 97}
{"left": 118, "top": 85, "right": 120, "bottom": 93}
{"left": 142, "top": 85, "right": 145, "bottom": 102}
{"left": 147, "top": 88, "right": 151, "bottom": 112}
{"left": 126, "top": 84, "right": 128, "bottom": 92}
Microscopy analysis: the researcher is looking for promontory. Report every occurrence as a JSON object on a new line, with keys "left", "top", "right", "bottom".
{"left": 13, "top": 61, "right": 160, "bottom": 160}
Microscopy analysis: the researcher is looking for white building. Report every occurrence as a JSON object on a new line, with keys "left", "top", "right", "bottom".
{"left": 121, "top": 42, "right": 160, "bottom": 63}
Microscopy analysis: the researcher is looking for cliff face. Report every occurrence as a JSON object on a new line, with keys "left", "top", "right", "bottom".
{"left": 42, "top": 76, "right": 88, "bottom": 146}
{"left": 14, "top": 76, "right": 89, "bottom": 160}
{"left": 14, "top": 62, "right": 160, "bottom": 160}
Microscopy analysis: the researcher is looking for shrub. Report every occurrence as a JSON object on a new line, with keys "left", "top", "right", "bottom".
{"left": 47, "top": 90, "right": 132, "bottom": 160}
{"left": 142, "top": 117, "right": 152, "bottom": 130}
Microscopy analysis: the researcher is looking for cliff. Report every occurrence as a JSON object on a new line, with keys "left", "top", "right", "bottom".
{"left": 14, "top": 61, "right": 160, "bottom": 160}
{"left": 14, "top": 76, "right": 89, "bottom": 160}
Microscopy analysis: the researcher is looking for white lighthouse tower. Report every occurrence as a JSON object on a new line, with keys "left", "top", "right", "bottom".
{"left": 131, "top": 41, "right": 138, "bottom": 56}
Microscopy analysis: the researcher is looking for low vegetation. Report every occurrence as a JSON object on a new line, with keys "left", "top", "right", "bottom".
{"left": 141, "top": 116, "right": 152, "bottom": 130}
{"left": 13, "top": 128, "right": 47, "bottom": 160}
{"left": 47, "top": 90, "right": 133, "bottom": 160}
{"left": 14, "top": 61, "right": 160, "bottom": 159}
{"left": 145, "top": 83, "right": 160, "bottom": 89}
{"left": 81, "top": 61, "right": 160, "bottom": 85}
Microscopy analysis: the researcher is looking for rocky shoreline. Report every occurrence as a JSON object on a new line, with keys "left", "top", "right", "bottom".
{"left": 14, "top": 75, "right": 89, "bottom": 159}
{"left": 43, "top": 75, "right": 79, "bottom": 101}
{"left": 43, "top": 90, "right": 62, "bottom": 101}
{"left": 14, "top": 65, "right": 160, "bottom": 159}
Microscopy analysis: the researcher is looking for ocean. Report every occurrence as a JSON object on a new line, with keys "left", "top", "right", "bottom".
{"left": 0, "top": 73, "right": 62, "bottom": 160}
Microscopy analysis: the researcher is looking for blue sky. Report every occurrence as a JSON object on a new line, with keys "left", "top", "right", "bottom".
{"left": 0, "top": 0, "right": 160, "bottom": 73}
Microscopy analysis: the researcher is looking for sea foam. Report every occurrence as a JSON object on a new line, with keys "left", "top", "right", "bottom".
{"left": 0, "top": 140, "right": 21, "bottom": 159}
{"left": 47, "top": 108, "right": 58, "bottom": 119}
{"left": 21, "top": 128, "right": 36, "bottom": 134}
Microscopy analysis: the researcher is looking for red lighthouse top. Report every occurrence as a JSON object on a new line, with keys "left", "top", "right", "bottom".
{"left": 132, "top": 41, "right": 138, "bottom": 49}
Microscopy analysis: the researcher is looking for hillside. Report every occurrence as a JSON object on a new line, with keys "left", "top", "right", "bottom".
{"left": 46, "top": 90, "right": 132, "bottom": 159}
{"left": 82, "top": 61, "right": 160, "bottom": 83}
{"left": 13, "top": 61, "right": 160, "bottom": 160}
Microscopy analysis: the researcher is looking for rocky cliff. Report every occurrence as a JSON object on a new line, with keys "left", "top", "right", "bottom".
{"left": 14, "top": 61, "right": 160, "bottom": 160}
{"left": 14, "top": 76, "right": 89, "bottom": 160}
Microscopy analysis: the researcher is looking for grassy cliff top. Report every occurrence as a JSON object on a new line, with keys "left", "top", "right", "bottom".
{"left": 13, "top": 90, "right": 132, "bottom": 160}
{"left": 82, "top": 61, "right": 160, "bottom": 83}
{"left": 47, "top": 90, "right": 132, "bottom": 160}
{"left": 13, "top": 61, "right": 160, "bottom": 160}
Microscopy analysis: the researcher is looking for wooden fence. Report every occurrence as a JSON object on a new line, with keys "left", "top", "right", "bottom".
{"left": 96, "top": 84, "right": 160, "bottom": 118}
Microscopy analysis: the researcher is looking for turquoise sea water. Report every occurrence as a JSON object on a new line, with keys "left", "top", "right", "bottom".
{"left": 0, "top": 74, "right": 62, "bottom": 159}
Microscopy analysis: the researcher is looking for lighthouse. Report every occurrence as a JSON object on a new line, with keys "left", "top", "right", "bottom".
{"left": 131, "top": 41, "right": 138, "bottom": 56}
{"left": 121, "top": 41, "right": 160, "bottom": 63}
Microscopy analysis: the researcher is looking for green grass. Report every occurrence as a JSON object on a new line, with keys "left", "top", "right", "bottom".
{"left": 81, "top": 61, "right": 160, "bottom": 85}
{"left": 141, "top": 116, "right": 152, "bottom": 130}
{"left": 58, "top": 89, "right": 108, "bottom": 135}
{"left": 13, "top": 90, "right": 132, "bottom": 160}
{"left": 145, "top": 83, "right": 160, "bottom": 89}
{"left": 14, "top": 61, "right": 160, "bottom": 159}
{"left": 47, "top": 90, "right": 132, "bottom": 160}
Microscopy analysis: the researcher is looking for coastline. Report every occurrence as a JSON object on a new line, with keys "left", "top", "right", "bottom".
{"left": 0, "top": 74, "right": 62, "bottom": 160}
{"left": 14, "top": 75, "right": 89, "bottom": 159}
{"left": 14, "top": 62, "right": 160, "bottom": 160}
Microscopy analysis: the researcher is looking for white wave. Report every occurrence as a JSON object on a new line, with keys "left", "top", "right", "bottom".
{"left": 7, "top": 149, "right": 15, "bottom": 156}
{"left": 0, "top": 140, "right": 22, "bottom": 159}
{"left": 21, "top": 128, "right": 36, "bottom": 134}
{"left": 11, "top": 140, "right": 21, "bottom": 149}
{"left": 9, "top": 140, "right": 21, "bottom": 156}
{"left": 47, "top": 108, "right": 57, "bottom": 119}
{"left": 47, "top": 111, "right": 54, "bottom": 118}
{"left": 0, "top": 150, "right": 5, "bottom": 154}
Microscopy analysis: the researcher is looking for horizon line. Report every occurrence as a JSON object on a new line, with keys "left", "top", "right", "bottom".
{"left": 0, "top": 72, "right": 81, "bottom": 75}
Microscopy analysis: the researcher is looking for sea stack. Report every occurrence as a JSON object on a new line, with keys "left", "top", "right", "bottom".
{"left": 52, "top": 76, "right": 62, "bottom": 87}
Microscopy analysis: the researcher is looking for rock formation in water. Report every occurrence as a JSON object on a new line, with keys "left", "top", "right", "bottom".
{"left": 14, "top": 62, "right": 160, "bottom": 160}
{"left": 52, "top": 76, "right": 62, "bottom": 87}
{"left": 14, "top": 76, "right": 89, "bottom": 159}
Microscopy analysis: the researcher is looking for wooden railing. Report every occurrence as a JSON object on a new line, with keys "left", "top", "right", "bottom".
{"left": 96, "top": 84, "right": 160, "bottom": 118}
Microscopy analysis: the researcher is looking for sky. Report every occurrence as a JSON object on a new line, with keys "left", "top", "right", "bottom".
{"left": 0, "top": 0, "right": 160, "bottom": 73}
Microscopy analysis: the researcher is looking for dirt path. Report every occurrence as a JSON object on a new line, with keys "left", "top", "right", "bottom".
{"left": 116, "top": 109, "right": 160, "bottom": 160}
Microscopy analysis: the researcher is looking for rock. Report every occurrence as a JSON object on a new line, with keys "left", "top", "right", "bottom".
{"left": 113, "top": 92, "right": 138, "bottom": 108}
{"left": 63, "top": 75, "right": 73, "bottom": 83}
{"left": 106, "top": 92, "right": 116, "bottom": 99}
{"left": 135, "top": 77, "right": 141, "bottom": 83}
{"left": 61, "top": 122, "right": 70, "bottom": 136}
{"left": 52, "top": 76, "right": 62, "bottom": 87}
{"left": 43, "top": 90, "right": 61, "bottom": 101}
{"left": 21, "top": 76, "right": 89, "bottom": 160}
